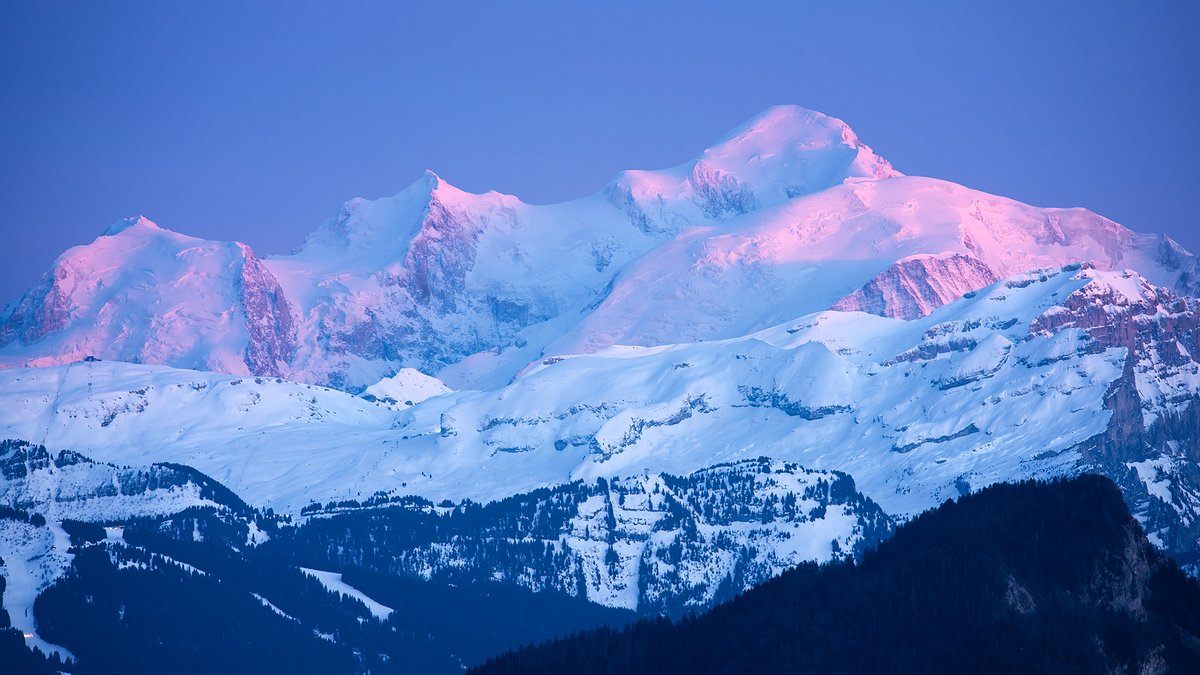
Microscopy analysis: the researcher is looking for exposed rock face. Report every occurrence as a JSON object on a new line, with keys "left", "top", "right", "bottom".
{"left": 1023, "top": 266, "right": 1200, "bottom": 558}
{"left": 284, "top": 176, "right": 569, "bottom": 389}
{"left": 402, "top": 196, "right": 484, "bottom": 311}
{"left": 688, "top": 162, "right": 758, "bottom": 219}
{"left": 832, "top": 254, "right": 1001, "bottom": 319}
{"left": 239, "top": 246, "right": 296, "bottom": 377}
{"left": 0, "top": 269, "right": 71, "bottom": 345}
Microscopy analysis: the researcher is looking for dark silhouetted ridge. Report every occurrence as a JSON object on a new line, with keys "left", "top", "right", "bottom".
{"left": 473, "top": 475, "right": 1200, "bottom": 675}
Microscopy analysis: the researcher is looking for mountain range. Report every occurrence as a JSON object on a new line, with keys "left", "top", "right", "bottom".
{"left": 2, "top": 105, "right": 1200, "bottom": 669}
{"left": 2, "top": 106, "right": 1195, "bottom": 392}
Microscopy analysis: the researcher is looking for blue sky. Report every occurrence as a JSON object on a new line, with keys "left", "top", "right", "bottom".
{"left": 2, "top": 1, "right": 1197, "bottom": 301}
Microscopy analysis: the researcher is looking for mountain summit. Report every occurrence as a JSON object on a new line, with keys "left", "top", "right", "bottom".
{"left": 606, "top": 105, "right": 900, "bottom": 227}
{"left": 475, "top": 476, "right": 1200, "bottom": 674}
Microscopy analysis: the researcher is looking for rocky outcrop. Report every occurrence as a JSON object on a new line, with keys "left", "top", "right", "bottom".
{"left": 687, "top": 162, "right": 758, "bottom": 219}
{"left": 0, "top": 270, "right": 71, "bottom": 346}
{"left": 0, "top": 439, "right": 247, "bottom": 520}
{"left": 1028, "top": 266, "right": 1200, "bottom": 559}
{"left": 832, "top": 253, "right": 1000, "bottom": 320}
{"left": 238, "top": 245, "right": 296, "bottom": 377}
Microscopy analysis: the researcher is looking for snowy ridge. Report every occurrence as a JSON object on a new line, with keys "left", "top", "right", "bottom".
{"left": 0, "top": 441, "right": 229, "bottom": 522}
{"left": 1, "top": 266, "right": 1197, "bottom": 550}
{"left": 603, "top": 105, "right": 899, "bottom": 231}
{"left": 0, "top": 362, "right": 396, "bottom": 510}
{"left": 528, "top": 460, "right": 889, "bottom": 612}
{"left": 390, "top": 265, "right": 1125, "bottom": 518}
{"left": 1, "top": 107, "right": 1194, "bottom": 391}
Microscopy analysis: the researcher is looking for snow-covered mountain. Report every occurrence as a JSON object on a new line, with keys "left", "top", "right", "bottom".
{"left": 3, "top": 106, "right": 1200, "bottom": 663}
{"left": 2, "top": 265, "right": 1198, "bottom": 562}
{"left": 2, "top": 106, "right": 1195, "bottom": 390}
{"left": 0, "top": 217, "right": 295, "bottom": 377}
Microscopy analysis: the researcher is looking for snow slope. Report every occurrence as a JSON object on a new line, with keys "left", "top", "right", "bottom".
{"left": 2, "top": 266, "right": 1196, "bottom": 543}
{"left": 538, "top": 175, "right": 1192, "bottom": 360}
{"left": 0, "top": 267, "right": 1132, "bottom": 514}
{"left": 4, "top": 265, "right": 1200, "bottom": 613}
{"left": 0, "top": 362, "right": 398, "bottom": 510}
{"left": 2, "top": 107, "right": 1194, "bottom": 391}
{"left": 299, "top": 567, "right": 393, "bottom": 620}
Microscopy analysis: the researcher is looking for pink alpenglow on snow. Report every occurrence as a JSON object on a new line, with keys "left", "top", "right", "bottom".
{"left": 1, "top": 106, "right": 1195, "bottom": 392}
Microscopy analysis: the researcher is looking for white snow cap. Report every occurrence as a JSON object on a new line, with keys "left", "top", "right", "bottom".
{"left": 103, "top": 215, "right": 162, "bottom": 236}
{"left": 608, "top": 104, "right": 900, "bottom": 218}
{"left": 363, "top": 368, "right": 452, "bottom": 408}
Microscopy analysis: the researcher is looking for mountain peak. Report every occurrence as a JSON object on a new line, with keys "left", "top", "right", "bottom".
{"left": 711, "top": 105, "right": 849, "bottom": 144}
{"left": 700, "top": 104, "right": 900, "bottom": 180}
{"left": 606, "top": 105, "right": 901, "bottom": 227}
{"left": 394, "top": 169, "right": 491, "bottom": 206}
{"left": 103, "top": 215, "right": 162, "bottom": 236}
{"left": 417, "top": 168, "right": 444, "bottom": 192}
{"left": 292, "top": 169, "right": 513, "bottom": 260}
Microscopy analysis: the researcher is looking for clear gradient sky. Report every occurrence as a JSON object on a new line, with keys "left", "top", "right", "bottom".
{"left": 1, "top": 1, "right": 1197, "bottom": 302}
